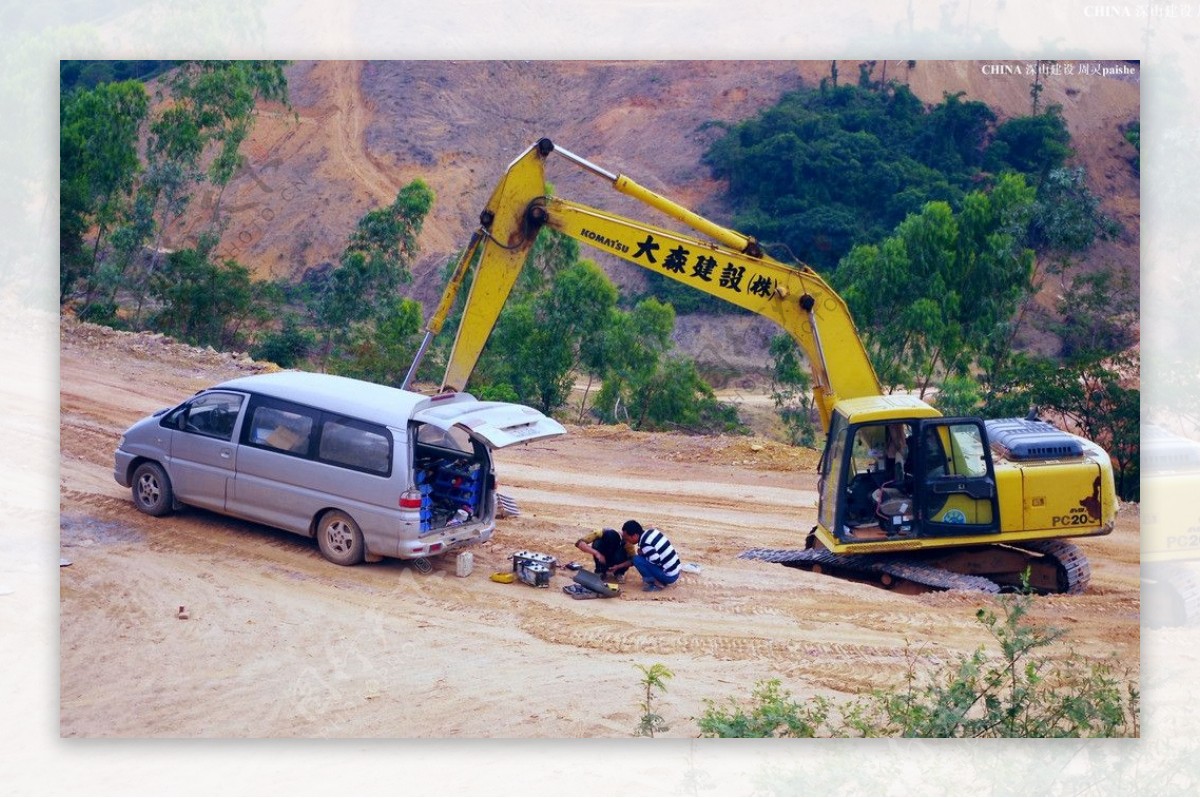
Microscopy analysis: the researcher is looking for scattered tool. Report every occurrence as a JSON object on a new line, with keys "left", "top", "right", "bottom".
{"left": 563, "top": 568, "right": 619, "bottom": 599}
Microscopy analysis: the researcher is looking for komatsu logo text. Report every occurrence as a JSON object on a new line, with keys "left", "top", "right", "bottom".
{"left": 580, "top": 228, "right": 629, "bottom": 254}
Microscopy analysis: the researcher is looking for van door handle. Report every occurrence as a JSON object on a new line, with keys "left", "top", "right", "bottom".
{"left": 220, "top": 449, "right": 232, "bottom": 459}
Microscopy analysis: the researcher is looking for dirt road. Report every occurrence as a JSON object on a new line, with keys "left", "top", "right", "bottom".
{"left": 58, "top": 318, "right": 1141, "bottom": 738}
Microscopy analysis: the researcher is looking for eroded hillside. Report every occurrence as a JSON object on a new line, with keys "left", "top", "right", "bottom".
{"left": 167, "top": 59, "right": 1140, "bottom": 368}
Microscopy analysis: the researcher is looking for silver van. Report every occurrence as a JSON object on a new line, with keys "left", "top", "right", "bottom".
{"left": 113, "top": 371, "right": 565, "bottom": 565}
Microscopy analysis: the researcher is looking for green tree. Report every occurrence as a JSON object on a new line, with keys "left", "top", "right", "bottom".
{"left": 1029, "top": 61, "right": 1053, "bottom": 115}
{"left": 155, "top": 60, "right": 291, "bottom": 227}
{"left": 933, "top": 374, "right": 983, "bottom": 417}
{"left": 310, "top": 180, "right": 434, "bottom": 370}
{"left": 702, "top": 83, "right": 992, "bottom": 272}
{"left": 834, "top": 174, "right": 1036, "bottom": 396}
{"left": 984, "top": 107, "right": 1071, "bottom": 181}
{"left": 128, "top": 60, "right": 290, "bottom": 327}
{"left": 251, "top": 314, "right": 315, "bottom": 368}
{"left": 768, "top": 333, "right": 817, "bottom": 446}
{"left": 1053, "top": 265, "right": 1137, "bottom": 360}
{"left": 59, "top": 80, "right": 149, "bottom": 303}
{"left": 333, "top": 298, "right": 425, "bottom": 386}
{"left": 591, "top": 298, "right": 675, "bottom": 424}
{"left": 954, "top": 172, "right": 1039, "bottom": 390}
{"left": 149, "top": 246, "right": 278, "bottom": 350}
{"left": 60, "top": 60, "right": 175, "bottom": 93}
{"left": 634, "top": 663, "right": 674, "bottom": 738}
{"left": 1030, "top": 166, "right": 1117, "bottom": 256}
{"left": 623, "top": 356, "right": 742, "bottom": 434}
{"left": 481, "top": 259, "right": 618, "bottom": 412}
{"left": 913, "top": 91, "right": 995, "bottom": 175}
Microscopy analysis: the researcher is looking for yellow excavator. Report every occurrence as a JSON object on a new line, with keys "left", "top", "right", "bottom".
{"left": 405, "top": 138, "right": 1118, "bottom": 594}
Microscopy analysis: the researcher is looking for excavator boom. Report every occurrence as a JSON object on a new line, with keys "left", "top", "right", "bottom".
{"left": 428, "top": 138, "right": 880, "bottom": 431}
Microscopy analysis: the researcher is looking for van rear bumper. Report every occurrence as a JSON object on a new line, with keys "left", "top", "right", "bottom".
{"left": 400, "top": 521, "right": 495, "bottom": 559}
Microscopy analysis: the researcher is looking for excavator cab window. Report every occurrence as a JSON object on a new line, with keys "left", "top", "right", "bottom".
{"left": 824, "top": 417, "right": 999, "bottom": 541}
{"left": 827, "top": 420, "right": 916, "bottom": 539}
{"left": 912, "top": 419, "right": 1000, "bottom": 537}
{"left": 817, "top": 412, "right": 851, "bottom": 533}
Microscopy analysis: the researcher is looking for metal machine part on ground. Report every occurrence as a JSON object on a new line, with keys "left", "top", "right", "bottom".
{"left": 510, "top": 550, "right": 556, "bottom": 588}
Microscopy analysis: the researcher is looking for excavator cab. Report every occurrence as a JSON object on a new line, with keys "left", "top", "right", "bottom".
{"left": 819, "top": 403, "right": 1000, "bottom": 544}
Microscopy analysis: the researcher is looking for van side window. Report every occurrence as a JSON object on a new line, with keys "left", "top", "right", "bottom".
{"left": 319, "top": 417, "right": 391, "bottom": 475}
{"left": 247, "top": 402, "right": 316, "bottom": 455}
{"left": 175, "top": 392, "right": 244, "bottom": 441}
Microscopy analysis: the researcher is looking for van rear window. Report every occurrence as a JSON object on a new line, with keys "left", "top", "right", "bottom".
{"left": 415, "top": 423, "right": 473, "bottom": 454}
{"left": 320, "top": 418, "right": 391, "bottom": 474}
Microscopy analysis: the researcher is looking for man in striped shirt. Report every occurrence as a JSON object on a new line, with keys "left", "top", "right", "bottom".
{"left": 622, "top": 519, "right": 681, "bottom": 592}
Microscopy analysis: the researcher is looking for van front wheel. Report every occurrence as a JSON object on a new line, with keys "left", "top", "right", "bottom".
{"left": 131, "top": 462, "right": 173, "bottom": 517}
{"left": 316, "top": 510, "right": 365, "bottom": 566}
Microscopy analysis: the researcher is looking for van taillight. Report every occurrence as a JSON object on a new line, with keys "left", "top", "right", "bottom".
{"left": 399, "top": 489, "right": 422, "bottom": 510}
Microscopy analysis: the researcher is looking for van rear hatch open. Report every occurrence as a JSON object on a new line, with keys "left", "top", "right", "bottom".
{"left": 412, "top": 395, "right": 566, "bottom": 449}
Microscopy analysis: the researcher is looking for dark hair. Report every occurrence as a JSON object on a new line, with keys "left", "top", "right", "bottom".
{"left": 621, "top": 520, "right": 644, "bottom": 537}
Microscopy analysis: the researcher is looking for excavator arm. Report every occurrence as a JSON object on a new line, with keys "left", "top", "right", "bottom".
{"left": 411, "top": 138, "right": 881, "bottom": 431}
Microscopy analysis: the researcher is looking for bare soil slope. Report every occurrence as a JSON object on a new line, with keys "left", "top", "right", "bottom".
{"left": 59, "top": 318, "right": 1140, "bottom": 737}
{"left": 183, "top": 60, "right": 1140, "bottom": 281}
{"left": 166, "top": 60, "right": 1139, "bottom": 369}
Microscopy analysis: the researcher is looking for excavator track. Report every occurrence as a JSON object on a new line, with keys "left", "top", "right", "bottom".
{"left": 741, "top": 539, "right": 1095, "bottom": 595}
{"left": 1011, "top": 539, "right": 1091, "bottom": 595}
{"left": 738, "top": 547, "right": 1002, "bottom": 593}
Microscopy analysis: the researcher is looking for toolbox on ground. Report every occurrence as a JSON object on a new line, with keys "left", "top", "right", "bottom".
{"left": 510, "top": 550, "right": 556, "bottom": 587}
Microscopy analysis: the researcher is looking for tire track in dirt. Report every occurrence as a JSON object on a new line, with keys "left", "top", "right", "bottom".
{"left": 510, "top": 604, "right": 917, "bottom": 689}
{"left": 60, "top": 417, "right": 122, "bottom": 468}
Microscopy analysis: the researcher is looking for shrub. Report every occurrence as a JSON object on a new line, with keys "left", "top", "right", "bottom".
{"left": 698, "top": 589, "right": 1138, "bottom": 738}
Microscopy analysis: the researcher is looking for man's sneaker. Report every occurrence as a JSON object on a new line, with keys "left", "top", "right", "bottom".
{"left": 642, "top": 582, "right": 662, "bottom": 592}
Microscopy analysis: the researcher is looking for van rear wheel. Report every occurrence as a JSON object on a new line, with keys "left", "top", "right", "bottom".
{"left": 316, "top": 510, "right": 365, "bottom": 566}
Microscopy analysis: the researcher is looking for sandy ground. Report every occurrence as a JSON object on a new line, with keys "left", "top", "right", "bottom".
{"left": 58, "top": 318, "right": 1141, "bottom": 738}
